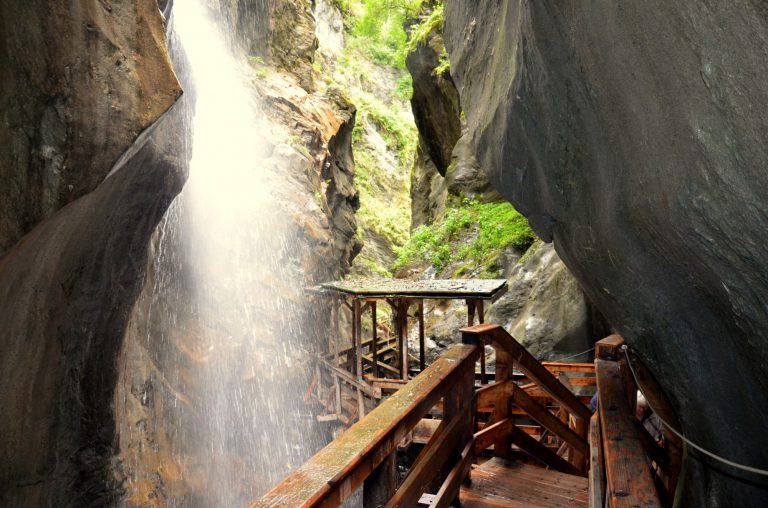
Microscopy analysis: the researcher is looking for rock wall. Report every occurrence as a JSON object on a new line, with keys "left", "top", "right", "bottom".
{"left": 0, "top": 2, "right": 183, "bottom": 506}
{"left": 0, "top": 0, "right": 181, "bottom": 254}
{"left": 405, "top": 16, "right": 602, "bottom": 361}
{"left": 444, "top": 1, "right": 768, "bottom": 505}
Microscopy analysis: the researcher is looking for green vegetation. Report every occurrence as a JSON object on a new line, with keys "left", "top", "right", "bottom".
{"left": 434, "top": 50, "right": 450, "bottom": 76}
{"left": 406, "top": 3, "right": 443, "bottom": 52}
{"left": 344, "top": 0, "right": 424, "bottom": 69}
{"left": 393, "top": 199, "right": 536, "bottom": 276}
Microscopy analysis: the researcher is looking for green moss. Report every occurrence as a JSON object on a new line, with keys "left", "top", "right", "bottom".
{"left": 406, "top": 3, "right": 443, "bottom": 53}
{"left": 393, "top": 199, "right": 536, "bottom": 274}
{"left": 434, "top": 50, "right": 450, "bottom": 76}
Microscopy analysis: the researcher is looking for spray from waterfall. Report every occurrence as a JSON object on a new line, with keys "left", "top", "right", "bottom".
{"left": 116, "top": 1, "right": 329, "bottom": 506}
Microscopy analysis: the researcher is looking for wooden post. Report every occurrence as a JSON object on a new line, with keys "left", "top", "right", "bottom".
{"left": 398, "top": 299, "right": 409, "bottom": 381}
{"left": 334, "top": 374, "right": 342, "bottom": 416}
{"left": 418, "top": 300, "right": 425, "bottom": 372}
{"left": 462, "top": 327, "right": 512, "bottom": 460}
{"left": 364, "top": 452, "right": 397, "bottom": 507}
{"left": 354, "top": 299, "right": 363, "bottom": 380}
{"left": 440, "top": 359, "right": 475, "bottom": 502}
{"left": 333, "top": 298, "right": 340, "bottom": 367}
{"left": 371, "top": 301, "right": 379, "bottom": 379}
{"left": 477, "top": 300, "right": 486, "bottom": 385}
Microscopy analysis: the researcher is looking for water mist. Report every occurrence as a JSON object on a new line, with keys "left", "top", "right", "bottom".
{"left": 115, "top": 1, "right": 331, "bottom": 505}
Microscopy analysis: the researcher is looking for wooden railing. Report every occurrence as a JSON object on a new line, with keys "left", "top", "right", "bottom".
{"left": 588, "top": 335, "right": 680, "bottom": 508}
{"left": 257, "top": 324, "right": 680, "bottom": 508}
{"left": 252, "top": 343, "right": 479, "bottom": 508}
{"left": 462, "top": 324, "right": 591, "bottom": 475}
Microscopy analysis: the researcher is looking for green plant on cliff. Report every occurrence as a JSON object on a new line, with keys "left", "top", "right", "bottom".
{"left": 394, "top": 199, "right": 536, "bottom": 275}
{"left": 406, "top": 2, "right": 444, "bottom": 53}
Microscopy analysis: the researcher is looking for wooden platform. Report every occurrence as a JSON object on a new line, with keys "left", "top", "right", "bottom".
{"left": 459, "top": 458, "right": 588, "bottom": 508}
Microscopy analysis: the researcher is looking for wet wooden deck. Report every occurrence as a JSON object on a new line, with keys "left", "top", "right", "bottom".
{"left": 455, "top": 458, "right": 588, "bottom": 508}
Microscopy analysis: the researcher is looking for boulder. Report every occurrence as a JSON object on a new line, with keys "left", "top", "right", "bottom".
{"left": 445, "top": 2, "right": 768, "bottom": 505}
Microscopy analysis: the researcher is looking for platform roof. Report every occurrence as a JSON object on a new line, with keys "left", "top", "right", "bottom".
{"left": 316, "top": 278, "right": 508, "bottom": 300}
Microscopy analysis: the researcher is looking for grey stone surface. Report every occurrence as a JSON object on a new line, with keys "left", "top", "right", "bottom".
{"left": 0, "top": 0, "right": 181, "bottom": 254}
{"left": 445, "top": 1, "right": 768, "bottom": 505}
{"left": 0, "top": 107, "right": 187, "bottom": 507}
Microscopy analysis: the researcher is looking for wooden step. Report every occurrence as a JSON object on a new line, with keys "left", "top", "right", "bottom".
{"left": 460, "top": 458, "right": 588, "bottom": 508}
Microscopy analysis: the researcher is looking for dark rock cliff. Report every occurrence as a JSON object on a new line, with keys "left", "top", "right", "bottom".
{"left": 0, "top": 0, "right": 181, "bottom": 254}
{"left": 444, "top": 1, "right": 768, "bottom": 505}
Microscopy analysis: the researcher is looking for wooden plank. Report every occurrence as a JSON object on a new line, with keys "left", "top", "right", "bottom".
{"left": 596, "top": 359, "right": 661, "bottom": 508}
{"left": 463, "top": 324, "right": 592, "bottom": 421}
{"left": 588, "top": 414, "right": 603, "bottom": 508}
{"left": 318, "top": 358, "right": 377, "bottom": 398}
{"left": 509, "top": 424, "right": 585, "bottom": 477}
{"left": 252, "top": 344, "right": 479, "bottom": 508}
{"left": 543, "top": 362, "right": 595, "bottom": 373}
{"left": 386, "top": 406, "right": 470, "bottom": 508}
{"left": 460, "top": 459, "right": 588, "bottom": 508}
{"left": 512, "top": 384, "right": 588, "bottom": 456}
{"left": 413, "top": 418, "right": 442, "bottom": 444}
{"left": 431, "top": 439, "right": 474, "bottom": 508}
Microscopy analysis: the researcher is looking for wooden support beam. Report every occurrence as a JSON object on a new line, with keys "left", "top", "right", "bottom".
{"left": 364, "top": 448, "right": 396, "bottom": 506}
{"left": 511, "top": 384, "right": 588, "bottom": 457}
{"left": 475, "top": 379, "right": 514, "bottom": 410}
{"left": 474, "top": 418, "right": 513, "bottom": 455}
{"left": 399, "top": 299, "right": 409, "bottom": 381}
{"left": 385, "top": 406, "right": 470, "bottom": 508}
{"left": 509, "top": 424, "right": 585, "bottom": 477}
{"left": 596, "top": 358, "right": 662, "bottom": 508}
{"left": 477, "top": 299, "right": 487, "bottom": 385}
{"left": 318, "top": 358, "right": 377, "bottom": 398}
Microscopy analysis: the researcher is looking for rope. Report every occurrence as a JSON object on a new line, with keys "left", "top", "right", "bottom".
{"left": 554, "top": 346, "right": 596, "bottom": 362}
{"left": 621, "top": 345, "right": 768, "bottom": 477}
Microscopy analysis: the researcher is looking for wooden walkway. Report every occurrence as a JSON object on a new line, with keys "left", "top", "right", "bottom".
{"left": 458, "top": 458, "right": 588, "bottom": 508}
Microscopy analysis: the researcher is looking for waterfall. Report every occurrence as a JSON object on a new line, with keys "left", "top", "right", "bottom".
{"left": 116, "top": 1, "right": 329, "bottom": 505}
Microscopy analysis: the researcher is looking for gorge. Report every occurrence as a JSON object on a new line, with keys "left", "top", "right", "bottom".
{"left": 1, "top": 1, "right": 767, "bottom": 507}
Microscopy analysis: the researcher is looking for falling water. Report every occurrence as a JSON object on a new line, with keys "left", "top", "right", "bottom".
{"left": 116, "top": 0, "right": 330, "bottom": 505}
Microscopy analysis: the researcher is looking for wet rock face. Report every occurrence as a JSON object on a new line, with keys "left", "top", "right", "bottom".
{"left": 445, "top": 1, "right": 768, "bottom": 505}
{"left": 0, "top": 0, "right": 181, "bottom": 254}
{"left": 0, "top": 111, "right": 187, "bottom": 507}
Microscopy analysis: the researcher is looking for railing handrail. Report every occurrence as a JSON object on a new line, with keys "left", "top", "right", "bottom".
{"left": 251, "top": 343, "right": 479, "bottom": 508}
{"left": 462, "top": 323, "right": 592, "bottom": 421}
